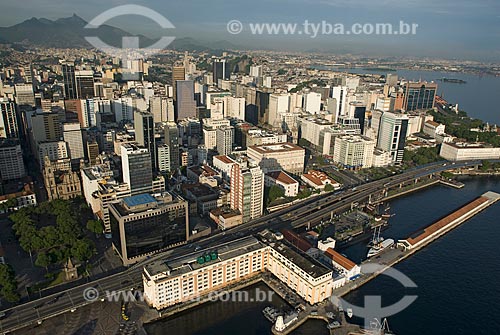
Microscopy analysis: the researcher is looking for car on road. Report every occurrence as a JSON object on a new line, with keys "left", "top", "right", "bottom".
{"left": 0, "top": 311, "right": 6, "bottom": 319}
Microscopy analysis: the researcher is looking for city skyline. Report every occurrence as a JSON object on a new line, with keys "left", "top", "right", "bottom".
{"left": 0, "top": 0, "right": 498, "bottom": 61}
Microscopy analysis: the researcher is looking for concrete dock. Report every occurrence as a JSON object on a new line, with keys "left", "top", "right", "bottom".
{"left": 333, "top": 191, "right": 500, "bottom": 299}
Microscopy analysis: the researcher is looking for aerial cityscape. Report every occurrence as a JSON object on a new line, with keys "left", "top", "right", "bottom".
{"left": 0, "top": 1, "right": 499, "bottom": 335}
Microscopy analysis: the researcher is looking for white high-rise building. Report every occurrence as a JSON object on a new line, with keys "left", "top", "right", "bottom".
{"left": 150, "top": 96, "right": 174, "bottom": 123}
{"left": 377, "top": 111, "right": 409, "bottom": 164}
{"left": 268, "top": 94, "right": 289, "bottom": 128}
{"left": 121, "top": 143, "right": 153, "bottom": 195}
{"left": 37, "top": 141, "right": 68, "bottom": 168}
{"left": 225, "top": 96, "right": 246, "bottom": 120}
{"left": 230, "top": 161, "right": 264, "bottom": 223}
{"left": 249, "top": 65, "right": 263, "bottom": 78}
{"left": 330, "top": 86, "right": 348, "bottom": 122}
{"left": 157, "top": 144, "right": 171, "bottom": 173}
{"left": 203, "top": 118, "right": 231, "bottom": 150}
{"left": 333, "top": 135, "right": 375, "bottom": 169}
{"left": 113, "top": 97, "right": 134, "bottom": 123}
{"left": 303, "top": 92, "right": 321, "bottom": 114}
{"left": 0, "top": 139, "right": 26, "bottom": 180}
{"left": 216, "top": 126, "right": 234, "bottom": 156}
{"left": 62, "top": 122, "right": 84, "bottom": 159}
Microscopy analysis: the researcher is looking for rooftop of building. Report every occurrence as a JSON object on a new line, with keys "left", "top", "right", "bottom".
{"left": 324, "top": 247, "right": 357, "bottom": 271}
{"left": 271, "top": 241, "right": 331, "bottom": 278}
{"left": 0, "top": 138, "right": 21, "bottom": 148}
{"left": 144, "top": 236, "right": 266, "bottom": 279}
{"left": 181, "top": 183, "right": 217, "bottom": 198}
{"left": 248, "top": 142, "right": 304, "bottom": 154}
{"left": 445, "top": 142, "right": 495, "bottom": 149}
{"left": 404, "top": 195, "right": 490, "bottom": 246}
{"left": 110, "top": 192, "right": 179, "bottom": 217}
{"left": 265, "top": 171, "right": 298, "bottom": 185}
{"left": 301, "top": 170, "right": 338, "bottom": 187}
{"left": 213, "top": 155, "right": 236, "bottom": 165}
{"left": 123, "top": 193, "right": 157, "bottom": 208}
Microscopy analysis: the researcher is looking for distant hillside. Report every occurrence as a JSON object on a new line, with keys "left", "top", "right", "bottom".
{"left": 0, "top": 14, "right": 242, "bottom": 52}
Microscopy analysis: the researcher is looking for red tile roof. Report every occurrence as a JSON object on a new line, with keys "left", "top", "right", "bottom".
{"left": 406, "top": 196, "right": 488, "bottom": 246}
{"left": 281, "top": 229, "right": 313, "bottom": 253}
{"left": 324, "top": 248, "right": 356, "bottom": 271}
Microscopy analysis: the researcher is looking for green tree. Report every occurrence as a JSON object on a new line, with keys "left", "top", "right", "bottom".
{"left": 35, "top": 252, "right": 51, "bottom": 272}
{"left": 481, "top": 160, "right": 491, "bottom": 171}
{"left": 86, "top": 220, "right": 104, "bottom": 235}
{"left": 0, "top": 264, "right": 20, "bottom": 303}
{"left": 324, "top": 184, "right": 335, "bottom": 192}
{"left": 267, "top": 185, "right": 285, "bottom": 204}
{"left": 71, "top": 239, "right": 95, "bottom": 262}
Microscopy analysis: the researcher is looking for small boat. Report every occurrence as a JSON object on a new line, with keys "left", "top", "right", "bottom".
{"left": 263, "top": 306, "right": 280, "bottom": 322}
{"left": 327, "top": 321, "right": 340, "bottom": 329}
{"left": 326, "top": 312, "right": 334, "bottom": 319}
{"left": 346, "top": 308, "right": 353, "bottom": 318}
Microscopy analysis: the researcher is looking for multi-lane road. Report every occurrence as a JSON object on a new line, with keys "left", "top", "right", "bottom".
{"left": 0, "top": 160, "right": 480, "bottom": 334}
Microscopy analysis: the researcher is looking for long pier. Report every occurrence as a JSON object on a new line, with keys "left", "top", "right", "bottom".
{"left": 332, "top": 191, "right": 500, "bottom": 298}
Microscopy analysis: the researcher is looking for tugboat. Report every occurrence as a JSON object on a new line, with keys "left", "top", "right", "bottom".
{"left": 262, "top": 306, "right": 280, "bottom": 322}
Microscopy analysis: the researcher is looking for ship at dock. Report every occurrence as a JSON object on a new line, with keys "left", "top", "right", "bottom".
{"left": 367, "top": 226, "right": 394, "bottom": 258}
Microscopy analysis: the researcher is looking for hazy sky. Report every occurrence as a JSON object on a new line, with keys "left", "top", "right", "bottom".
{"left": 1, "top": 0, "right": 499, "bottom": 61}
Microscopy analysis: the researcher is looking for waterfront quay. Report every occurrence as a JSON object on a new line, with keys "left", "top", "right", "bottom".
{"left": 332, "top": 191, "right": 500, "bottom": 299}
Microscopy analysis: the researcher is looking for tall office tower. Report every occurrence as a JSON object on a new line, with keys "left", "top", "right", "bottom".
{"left": 150, "top": 96, "right": 174, "bottom": 123}
{"left": 216, "top": 126, "right": 234, "bottom": 156}
{"left": 134, "top": 111, "right": 156, "bottom": 171}
{"left": 113, "top": 97, "right": 134, "bottom": 123}
{"left": 402, "top": 82, "right": 437, "bottom": 111}
{"left": 175, "top": 80, "right": 197, "bottom": 120}
{"left": 249, "top": 65, "right": 263, "bottom": 78}
{"left": 268, "top": 94, "right": 289, "bottom": 128}
{"left": 212, "top": 59, "right": 230, "bottom": 85}
{"left": 354, "top": 106, "right": 367, "bottom": 134}
{"left": 330, "top": 86, "right": 348, "bottom": 122}
{"left": 0, "top": 98, "right": 19, "bottom": 138}
{"left": 164, "top": 122, "right": 180, "bottom": 171}
{"left": 303, "top": 92, "right": 322, "bottom": 114}
{"left": 62, "top": 62, "right": 77, "bottom": 99}
{"left": 157, "top": 144, "right": 171, "bottom": 174}
{"left": 62, "top": 122, "right": 84, "bottom": 159}
{"left": 0, "top": 139, "right": 26, "bottom": 180}
{"left": 75, "top": 70, "right": 95, "bottom": 99}
{"left": 31, "top": 112, "right": 62, "bottom": 142}
{"left": 77, "top": 99, "right": 96, "bottom": 128}
{"left": 376, "top": 111, "right": 409, "bottom": 164}
{"left": 172, "top": 66, "right": 186, "bottom": 99}
{"left": 256, "top": 90, "right": 271, "bottom": 125}
{"left": 87, "top": 141, "right": 99, "bottom": 165}
{"left": 121, "top": 143, "right": 153, "bottom": 195}
{"left": 225, "top": 96, "right": 246, "bottom": 120}
{"left": 333, "top": 135, "right": 375, "bottom": 169}
{"left": 230, "top": 162, "right": 264, "bottom": 223}
{"left": 14, "top": 84, "right": 35, "bottom": 107}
